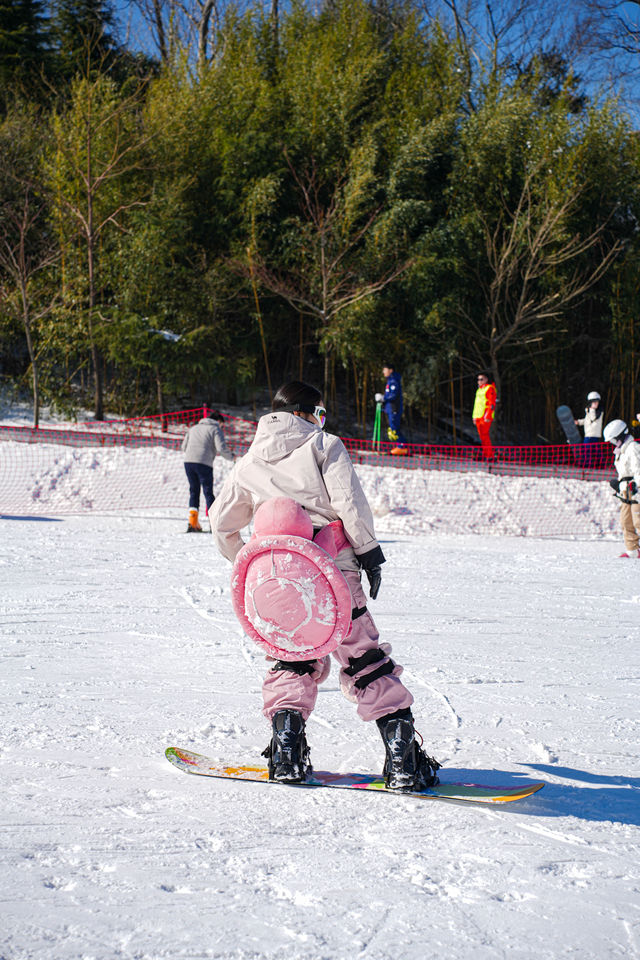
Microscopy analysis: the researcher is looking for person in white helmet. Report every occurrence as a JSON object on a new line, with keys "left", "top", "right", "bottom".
{"left": 603, "top": 419, "right": 640, "bottom": 558}
{"left": 575, "top": 391, "right": 603, "bottom": 438}
{"left": 575, "top": 391, "right": 604, "bottom": 466}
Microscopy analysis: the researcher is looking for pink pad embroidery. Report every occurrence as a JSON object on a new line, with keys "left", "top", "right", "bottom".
{"left": 231, "top": 498, "right": 352, "bottom": 661}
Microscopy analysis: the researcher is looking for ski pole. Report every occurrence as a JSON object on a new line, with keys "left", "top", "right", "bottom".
{"left": 373, "top": 402, "right": 381, "bottom": 450}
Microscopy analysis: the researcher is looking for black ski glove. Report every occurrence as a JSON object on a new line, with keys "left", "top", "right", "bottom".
{"left": 364, "top": 565, "right": 382, "bottom": 600}
{"left": 356, "top": 545, "right": 386, "bottom": 600}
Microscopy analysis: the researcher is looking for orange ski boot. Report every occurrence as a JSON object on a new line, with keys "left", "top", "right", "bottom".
{"left": 187, "top": 508, "right": 203, "bottom": 532}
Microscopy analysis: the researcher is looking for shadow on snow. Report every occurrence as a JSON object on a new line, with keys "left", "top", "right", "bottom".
{"left": 0, "top": 515, "right": 64, "bottom": 522}
{"left": 443, "top": 764, "right": 640, "bottom": 825}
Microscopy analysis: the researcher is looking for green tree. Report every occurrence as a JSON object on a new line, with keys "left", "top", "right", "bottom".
{"left": 0, "top": 105, "right": 58, "bottom": 425}
{"left": 51, "top": 0, "right": 118, "bottom": 81}
{"left": 416, "top": 86, "right": 634, "bottom": 434}
{"left": 48, "top": 70, "right": 150, "bottom": 418}
{"left": 0, "top": 0, "right": 52, "bottom": 106}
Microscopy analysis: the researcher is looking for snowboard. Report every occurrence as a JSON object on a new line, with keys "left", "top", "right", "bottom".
{"left": 165, "top": 747, "right": 545, "bottom": 805}
{"left": 556, "top": 405, "right": 582, "bottom": 444}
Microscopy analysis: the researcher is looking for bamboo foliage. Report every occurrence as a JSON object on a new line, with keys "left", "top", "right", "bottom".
{"left": 0, "top": 0, "right": 639, "bottom": 438}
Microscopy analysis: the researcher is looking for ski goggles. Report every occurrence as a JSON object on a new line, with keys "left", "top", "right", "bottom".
{"left": 312, "top": 405, "right": 327, "bottom": 428}
{"left": 281, "top": 403, "right": 327, "bottom": 429}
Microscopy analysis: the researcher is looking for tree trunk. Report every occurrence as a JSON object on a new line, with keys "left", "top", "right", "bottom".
{"left": 247, "top": 245, "right": 273, "bottom": 402}
{"left": 153, "top": 0, "right": 168, "bottom": 63}
{"left": 320, "top": 231, "right": 329, "bottom": 398}
{"left": 155, "top": 366, "right": 167, "bottom": 430}
{"left": 361, "top": 367, "right": 368, "bottom": 440}
{"left": 489, "top": 347, "right": 501, "bottom": 446}
{"left": 323, "top": 348, "right": 330, "bottom": 401}
{"left": 20, "top": 286, "right": 39, "bottom": 428}
{"left": 199, "top": 0, "right": 216, "bottom": 65}
{"left": 298, "top": 312, "right": 304, "bottom": 380}
{"left": 86, "top": 115, "right": 104, "bottom": 421}
{"left": 449, "top": 358, "right": 456, "bottom": 445}
{"left": 86, "top": 231, "right": 104, "bottom": 420}
{"left": 17, "top": 222, "right": 40, "bottom": 428}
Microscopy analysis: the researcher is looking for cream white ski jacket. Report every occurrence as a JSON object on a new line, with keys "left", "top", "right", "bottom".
{"left": 209, "top": 411, "right": 380, "bottom": 564}
{"left": 576, "top": 407, "right": 603, "bottom": 438}
{"left": 614, "top": 435, "right": 640, "bottom": 486}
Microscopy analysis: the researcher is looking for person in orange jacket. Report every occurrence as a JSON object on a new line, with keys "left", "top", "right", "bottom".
{"left": 472, "top": 371, "right": 497, "bottom": 460}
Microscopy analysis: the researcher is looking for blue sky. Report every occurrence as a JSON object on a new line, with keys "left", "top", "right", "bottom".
{"left": 110, "top": 0, "right": 640, "bottom": 122}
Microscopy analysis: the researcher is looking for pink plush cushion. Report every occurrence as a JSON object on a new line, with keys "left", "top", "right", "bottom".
{"left": 253, "top": 497, "right": 314, "bottom": 540}
{"left": 230, "top": 499, "right": 352, "bottom": 661}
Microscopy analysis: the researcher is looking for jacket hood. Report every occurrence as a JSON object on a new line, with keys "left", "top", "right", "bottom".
{"left": 616, "top": 435, "right": 635, "bottom": 456}
{"left": 249, "top": 411, "right": 320, "bottom": 463}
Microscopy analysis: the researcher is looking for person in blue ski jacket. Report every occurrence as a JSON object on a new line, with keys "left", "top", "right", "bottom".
{"left": 376, "top": 363, "right": 407, "bottom": 456}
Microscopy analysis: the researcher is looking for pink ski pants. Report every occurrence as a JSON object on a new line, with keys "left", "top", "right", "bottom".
{"left": 262, "top": 566, "right": 413, "bottom": 723}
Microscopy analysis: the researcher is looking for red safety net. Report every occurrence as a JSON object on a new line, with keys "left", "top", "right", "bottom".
{"left": 0, "top": 408, "right": 626, "bottom": 539}
{"left": 0, "top": 409, "right": 254, "bottom": 517}
{"left": 344, "top": 437, "right": 614, "bottom": 477}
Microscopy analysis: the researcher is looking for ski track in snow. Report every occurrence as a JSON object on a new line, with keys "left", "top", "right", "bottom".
{"left": 1, "top": 511, "right": 640, "bottom": 960}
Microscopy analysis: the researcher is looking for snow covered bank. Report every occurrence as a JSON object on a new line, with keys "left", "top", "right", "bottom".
{"left": 0, "top": 437, "right": 621, "bottom": 540}
{"left": 1, "top": 516, "right": 639, "bottom": 959}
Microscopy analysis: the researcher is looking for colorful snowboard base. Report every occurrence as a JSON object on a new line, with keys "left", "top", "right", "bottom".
{"left": 165, "top": 747, "right": 545, "bottom": 805}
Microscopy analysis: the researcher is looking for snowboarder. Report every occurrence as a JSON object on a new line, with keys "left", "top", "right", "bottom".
{"left": 604, "top": 418, "right": 640, "bottom": 558}
{"left": 181, "top": 410, "right": 234, "bottom": 532}
{"left": 209, "top": 380, "right": 440, "bottom": 790}
{"left": 575, "top": 391, "right": 604, "bottom": 440}
{"left": 575, "top": 391, "right": 604, "bottom": 467}
{"left": 375, "top": 363, "right": 407, "bottom": 456}
{"left": 472, "top": 372, "right": 497, "bottom": 460}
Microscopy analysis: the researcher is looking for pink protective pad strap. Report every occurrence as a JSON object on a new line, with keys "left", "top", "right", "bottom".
{"left": 313, "top": 519, "right": 350, "bottom": 557}
{"left": 231, "top": 533, "right": 353, "bottom": 661}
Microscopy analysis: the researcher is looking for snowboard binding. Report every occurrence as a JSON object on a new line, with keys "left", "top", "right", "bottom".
{"left": 262, "top": 709, "right": 312, "bottom": 784}
{"left": 377, "top": 710, "right": 441, "bottom": 792}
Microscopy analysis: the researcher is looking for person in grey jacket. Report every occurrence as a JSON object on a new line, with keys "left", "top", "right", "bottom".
{"left": 182, "top": 412, "right": 234, "bottom": 532}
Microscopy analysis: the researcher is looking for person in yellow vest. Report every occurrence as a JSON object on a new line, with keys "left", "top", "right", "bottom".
{"left": 472, "top": 371, "right": 497, "bottom": 460}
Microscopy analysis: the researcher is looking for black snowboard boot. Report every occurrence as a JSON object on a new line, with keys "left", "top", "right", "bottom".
{"left": 376, "top": 709, "right": 440, "bottom": 792}
{"left": 262, "top": 709, "right": 312, "bottom": 783}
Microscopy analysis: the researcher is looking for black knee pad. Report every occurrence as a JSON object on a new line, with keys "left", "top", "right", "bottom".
{"left": 343, "top": 648, "right": 396, "bottom": 690}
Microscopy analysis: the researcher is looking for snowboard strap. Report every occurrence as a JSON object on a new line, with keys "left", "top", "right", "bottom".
{"left": 270, "top": 659, "right": 318, "bottom": 676}
{"left": 352, "top": 606, "right": 367, "bottom": 620}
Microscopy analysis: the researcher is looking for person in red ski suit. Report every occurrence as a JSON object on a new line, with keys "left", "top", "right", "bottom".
{"left": 472, "top": 372, "right": 497, "bottom": 460}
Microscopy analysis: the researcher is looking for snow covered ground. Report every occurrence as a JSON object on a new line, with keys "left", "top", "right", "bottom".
{"left": 2, "top": 505, "right": 639, "bottom": 959}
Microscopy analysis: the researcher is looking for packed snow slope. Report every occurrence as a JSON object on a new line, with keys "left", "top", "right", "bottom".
{"left": 1, "top": 513, "right": 639, "bottom": 960}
